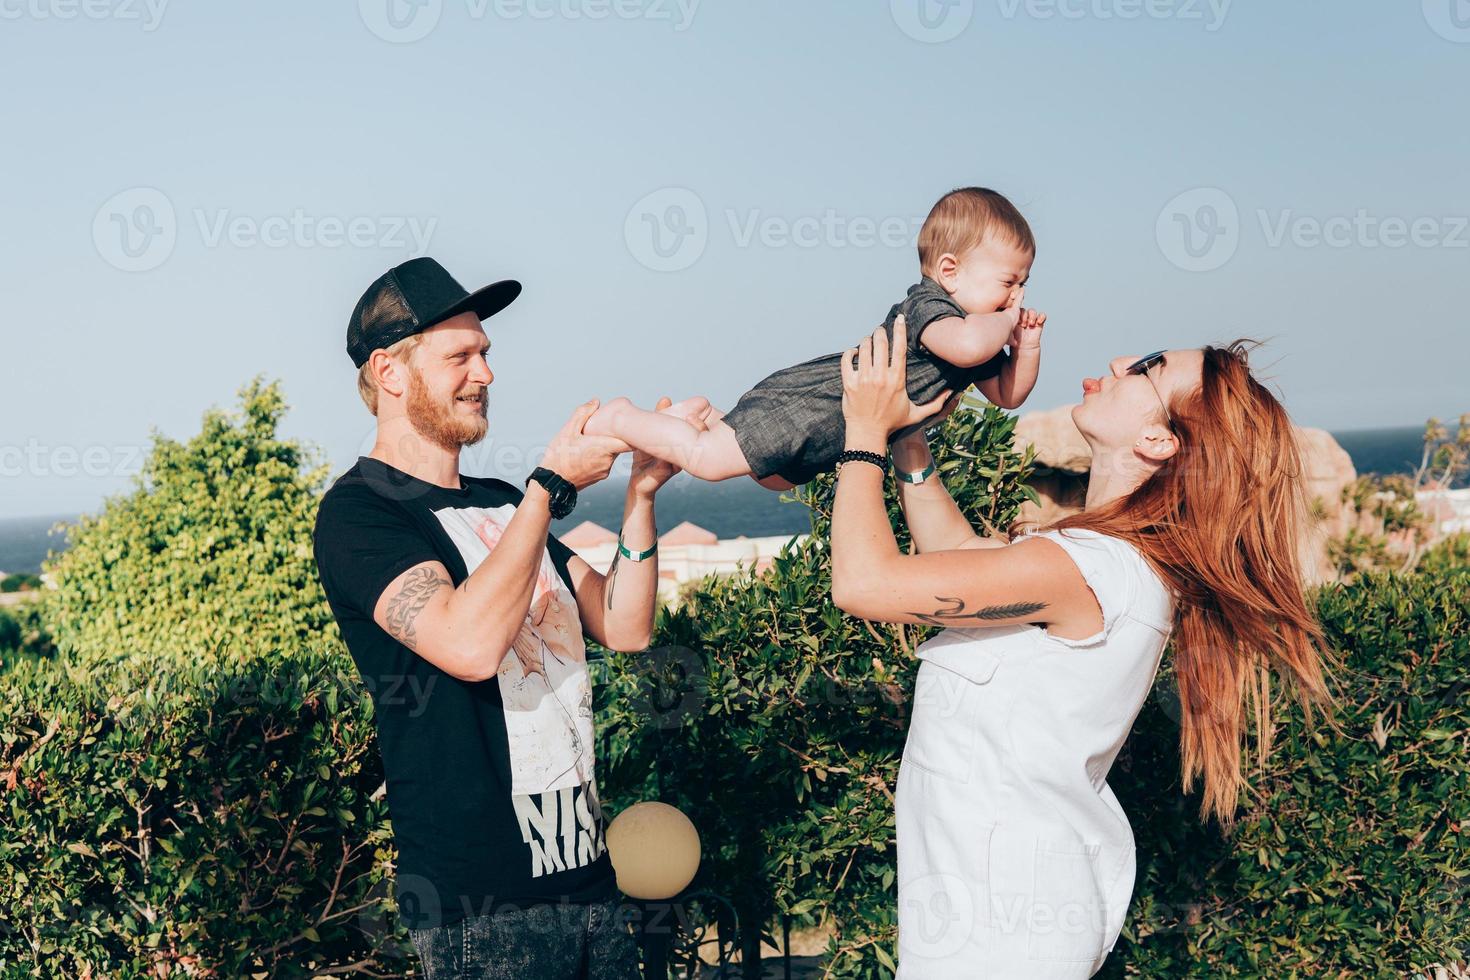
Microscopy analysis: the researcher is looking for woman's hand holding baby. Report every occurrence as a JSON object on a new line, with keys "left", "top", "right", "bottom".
{"left": 841, "top": 314, "right": 954, "bottom": 447}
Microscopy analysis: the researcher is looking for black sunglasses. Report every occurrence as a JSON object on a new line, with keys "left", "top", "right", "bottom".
{"left": 1125, "top": 350, "right": 1172, "bottom": 428}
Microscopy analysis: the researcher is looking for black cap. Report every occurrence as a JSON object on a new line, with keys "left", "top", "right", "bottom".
{"left": 346, "top": 257, "right": 521, "bottom": 369}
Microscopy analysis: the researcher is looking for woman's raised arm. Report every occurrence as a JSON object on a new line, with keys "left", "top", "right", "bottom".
{"left": 832, "top": 527, "right": 1101, "bottom": 637}
{"left": 832, "top": 317, "right": 1097, "bottom": 635}
{"left": 890, "top": 427, "right": 1004, "bottom": 553}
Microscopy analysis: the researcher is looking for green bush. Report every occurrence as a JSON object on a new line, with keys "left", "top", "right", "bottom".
{"left": 0, "top": 381, "right": 415, "bottom": 976}
{"left": 0, "top": 640, "right": 403, "bottom": 977}
{"left": 0, "top": 602, "right": 55, "bottom": 673}
{"left": 1419, "top": 533, "right": 1470, "bottom": 577}
{"left": 0, "top": 609, "right": 20, "bottom": 655}
{"left": 1098, "top": 565, "right": 1470, "bottom": 978}
{"left": 41, "top": 378, "right": 334, "bottom": 667}
{"left": 1, "top": 574, "right": 42, "bottom": 594}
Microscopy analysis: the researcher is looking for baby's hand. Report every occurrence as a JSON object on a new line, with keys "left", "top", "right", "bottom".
{"left": 1011, "top": 308, "right": 1045, "bottom": 351}
{"left": 1000, "top": 287, "right": 1025, "bottom": 329}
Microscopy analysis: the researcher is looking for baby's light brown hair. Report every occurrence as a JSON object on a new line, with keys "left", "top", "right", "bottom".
{"left": 917, "top": 187, "right": 1035, "bottom": 279}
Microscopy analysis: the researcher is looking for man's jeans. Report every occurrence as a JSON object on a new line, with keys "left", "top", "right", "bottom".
{"left": 408, "top": 897, "right": 641, "bottom": 979}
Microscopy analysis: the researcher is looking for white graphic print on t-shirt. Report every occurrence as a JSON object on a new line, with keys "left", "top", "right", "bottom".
{"left": 433, "top": 504, "right": 607, "bottom": 878}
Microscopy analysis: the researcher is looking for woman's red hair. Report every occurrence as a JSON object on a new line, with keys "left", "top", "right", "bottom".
{"left": 1044, "top": 341, "right": 1344, "bottom": 832}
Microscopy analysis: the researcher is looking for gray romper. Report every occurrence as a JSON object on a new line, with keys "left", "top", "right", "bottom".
{"left": 720, "top": 277, "right": 1006, "bottom": 485}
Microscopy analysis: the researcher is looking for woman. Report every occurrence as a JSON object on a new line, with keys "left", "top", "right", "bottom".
{"left": 830, "top": 316, "right": 1341, "bottom": 978}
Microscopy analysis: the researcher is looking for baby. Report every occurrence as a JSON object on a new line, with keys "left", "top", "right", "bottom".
{"left": 584, "top": 187, "right": 1045, "bottom": 490}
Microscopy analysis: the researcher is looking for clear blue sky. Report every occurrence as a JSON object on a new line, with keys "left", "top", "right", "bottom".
{"left": 2, "top": 1, "right": 1466, "bottom": 518}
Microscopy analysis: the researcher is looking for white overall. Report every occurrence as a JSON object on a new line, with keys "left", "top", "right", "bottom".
{"left": 895, "top": 528, "right": 1173, "bottom": 979}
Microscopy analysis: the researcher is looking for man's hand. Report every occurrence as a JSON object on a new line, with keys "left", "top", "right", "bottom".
{"left": 1010, "top": 307, "right": 1046, "bottom": 352}
{"left": 542, "top": 398, "right": 630, "bottom": 490}
{"left": 629, "top": 395, "right": 710, "bottom": 498}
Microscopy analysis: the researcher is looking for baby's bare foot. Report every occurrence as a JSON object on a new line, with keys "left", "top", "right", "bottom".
{"left": 582, "top": 396, "right": 634, "bottom": 438}
{"left": 661, "top": 396, "right": 712, "bottom": 424}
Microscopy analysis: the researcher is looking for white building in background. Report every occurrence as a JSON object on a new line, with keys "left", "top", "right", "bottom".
{"left": 560, "top": 519, "right": 808, "bottom": 608}
{"left": 1419, "top": 488, "right": 1470, "bottom": 534}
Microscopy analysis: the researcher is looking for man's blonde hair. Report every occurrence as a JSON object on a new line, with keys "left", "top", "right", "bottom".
{"left": 917, "top": 187, "right": 1035, "bottom": 278}
{"left": 356, "top": 333, "right": 424, "bottom": 416}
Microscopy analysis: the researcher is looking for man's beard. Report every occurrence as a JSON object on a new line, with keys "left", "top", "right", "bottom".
{"left": 405, "top": 368, "right": 488, "bottom": 451}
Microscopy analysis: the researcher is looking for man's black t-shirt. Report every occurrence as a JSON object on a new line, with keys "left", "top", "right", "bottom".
{"left": 312, "top": 456, "right": 616, "bottom": 930}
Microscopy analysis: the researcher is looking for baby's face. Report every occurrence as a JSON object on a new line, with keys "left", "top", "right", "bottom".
{"left": 942, "top": 239, "right": 1033, "bottom": 316}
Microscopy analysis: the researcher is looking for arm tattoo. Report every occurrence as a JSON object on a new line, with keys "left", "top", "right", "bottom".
{"left": 384, "top": 567, "right": 451, "bottom": 648}
{"left": 605, "top": 549, "right": 621, "bottom": 611}
{"left": 905, "top": 595, "right": 1048, "bottom": 626}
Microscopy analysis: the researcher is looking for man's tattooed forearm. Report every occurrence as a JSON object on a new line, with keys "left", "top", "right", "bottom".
{"left": 385, "top": 567, "right": 451, "bottom": 647}
{"left": 905, "top": 595, "right": 1048, "bottom": 625}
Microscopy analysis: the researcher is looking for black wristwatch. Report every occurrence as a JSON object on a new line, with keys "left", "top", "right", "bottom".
{"left": 526, "top": 466, "right": 577, "bottom": 519}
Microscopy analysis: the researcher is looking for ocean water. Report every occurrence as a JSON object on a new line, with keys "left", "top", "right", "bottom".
{"left": 1331, "top": 425, "right": 1446, "bottom": 481}
{"left": 0, "top": 425, "right": 1452, "bottom": 576}
{"left": 0, "top": 515, "right": 75, "bottom": 579}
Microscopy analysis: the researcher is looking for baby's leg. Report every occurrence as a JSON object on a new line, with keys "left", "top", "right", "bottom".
{"left": 696, "top": 405, "right": 794, "bottom": 490}
{"left": 584, "top": 397, "right": 755, "bottom": 482}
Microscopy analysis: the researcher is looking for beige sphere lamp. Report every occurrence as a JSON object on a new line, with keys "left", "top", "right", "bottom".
{"left": 605, "top": 801, "right": 702, "bottom": 901}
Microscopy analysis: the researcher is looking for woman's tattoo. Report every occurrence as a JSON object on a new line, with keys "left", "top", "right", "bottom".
{"left": 385, "top": 567, "right": 451, "bottom": 647}
{"left": 906, "top": 595, "right": 1048, "bottom": 625}
{"left": 605, "top": 549, "right": 621, "bottom": 610}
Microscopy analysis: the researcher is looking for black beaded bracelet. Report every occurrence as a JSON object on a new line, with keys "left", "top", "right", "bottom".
{"left": 835, "top": 449, "right": 888, "bottom": 473}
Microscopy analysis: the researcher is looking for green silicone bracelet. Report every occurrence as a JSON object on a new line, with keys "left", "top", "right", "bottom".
{"left": 894, "top": 457, "right": 936, "bottom": 484}
{"left": 617, "top": 535, "right": 657, "bottom": 562}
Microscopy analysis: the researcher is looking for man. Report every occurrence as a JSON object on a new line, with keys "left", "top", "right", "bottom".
{"left": 313, "top": 257, "right": 703, "bottom": 978}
